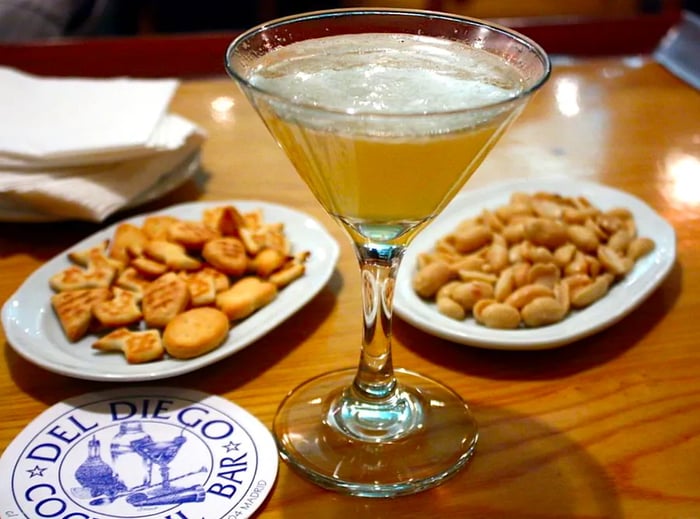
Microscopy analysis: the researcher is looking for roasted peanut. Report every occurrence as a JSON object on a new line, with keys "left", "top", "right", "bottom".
{"left": 585, "top": 254, "right": 602, "bottom": 278}
{"left": 607, "top": 229, "right": 634, "bottom": 253}
{"left": 480, "top": 209, "right": 505, "bottom": 231}
{"left": 474, "top": 301, "right": 521, "bottom": 329}
{"left": 472, "top": 298, "right": 494, "bottom": 322}
{"left": 502, "top": 222, "right": 526, "bottom": 244}
{"left": 571, "top": 195, "right": 594, "bottom": 210}
{"left": 567, "top": 225, "right": 599, "bottom": 252}
{"left": 627, "top": 237, "right": 655, "bottom": 261}
{"left": 451, "top": 281, "right": 494, "bottom": 311}
{"left": 521, "top": 297, "right": 567, "bottom": 327}
{"left": 563, "top": 273, "right": 592, "bottom": 292}
{"left": 523, "top": 218, "right": 568, "bottom": 249}
{"left": 435, "top": 237, "right": 458, "bottom": 255}
{"left": 527, "top": 262, "right": 560, "bottom": 289}
{"left": 553, "top": 242, "right": 577, "bottom": 268}
{"left": 455, "top": 217, "right": 479, "bottom": 232}
{"left": 413, "top": 260, "right": 455, "bottom": 298}
{"left": 497, "top": 201, "right": 532, "bottom": 221}
{"left": 416, "top": 252, "right": 434, "bottom": 270}
{"left": 585, "top": 218, "right": 609, "bottom": 241}
{"left": 412, "top": 189, "right": 655, "bottom": 330}
{"left": 494, "top": 267, "right": 516, "bottom": 301}
{"left": 564, "top": 250, "right": 589, "bottom": 276}
{"left": 505, "top": 284, "right": 555, "bottom": 309}
{"left": 553, "top": 281, "right": 571, "bottom": 314}
{"left": 606, "top": 207, "right": 633, "bottom": 220}
{"left": 562, "top": 206, "right": 597, "bottom": 224}
{"left": 436, "top": 280, "right": 463, "bottom": 300}
{"left": 508, "top": 242, "right": 526, "bottom": 264}
{"left": 528, "top": 246, "right": 555, "bottom": 264}
{"left": 453, "top": 225, "right": 492, "bottom": 254}
{"left": 596, "top": 213, "right": 625, "bottom": 236}
{"left": 570, "top": 273, "right": 613, "bottom": 308}
{"left": 532, "top": 199, "right": 562, "bottom": 219}
{"left": 512, "top": 262, "right": 531, "bottom": 288}
{"left": 597, "top": 245, "right": 633, "bottom": 277}
{"left": 485, "top": 243, "right": 509, "bottom": 273}
{"left": 451, "top": 255, "right": 485, "bottom": 272}
{"left": 457, "top": 269, "right": 498, "bottom": 284}
{"left": 437, "top": 296, "right": 466, "bottom": 320}
{"left": 492, "top": 233, "right": 508, "bottom": 248}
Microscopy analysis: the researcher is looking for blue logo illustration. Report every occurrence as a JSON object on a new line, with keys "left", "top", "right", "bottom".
{"left": 71, "top": 422, "right": 206, "bottom": 507}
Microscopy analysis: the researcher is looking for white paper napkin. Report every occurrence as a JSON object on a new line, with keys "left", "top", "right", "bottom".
{"left": 0, "top": 67, "right": 207, "bottom": 222}
{"left": 0, "top": 66, "right": 180, "bottom": 162}
{"left": 0, "top": 115, "right": 205, "bottom": 222}
{"left": 654, "top": 10, "right": 700, "bottom": 91}
{"left": 0, "top": 109, "right": 201, "bottom": 170}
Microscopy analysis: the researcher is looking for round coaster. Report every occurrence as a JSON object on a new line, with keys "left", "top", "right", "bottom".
{"left": 0, "top": 387, "right": 278, "bottom": 518}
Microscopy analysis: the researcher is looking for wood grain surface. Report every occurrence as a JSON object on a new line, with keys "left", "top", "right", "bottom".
{"left": 1, "top": 42, "right": 699, "bottom": 517}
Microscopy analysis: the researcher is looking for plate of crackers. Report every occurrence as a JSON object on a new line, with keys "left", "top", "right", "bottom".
{"left": 394, "top": 178, "right": 676, "bottom": 350}
{"left": 2, "top": 200, "right": 340, "bottom": 380}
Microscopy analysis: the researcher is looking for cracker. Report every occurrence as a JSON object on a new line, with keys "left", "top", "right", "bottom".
{"left": 130, "top": 256, "right": 168, "bottom": 277}
{"left": 269, "top": 260, "right": 306, "bottom": 288}
{"left": 163, "top": 307, "right": 229, "bottom": 359}
{"left": 144, "top": 240, "right": 201, "bottom": 271}
{"left": 49, "top": 265, "right": 116, "bottom": 292}
{"left": 142, "top": 272, "right": 190, "bottom": 328}
{"left": 202, "top": 237, "right": 248, "bottom": 276}
{"left": 142, "top": 215, "right": 179, "bottom": 240}
{"left": 92, "top": 287, "right": 143, "bottom": 328}
{"left": 250, "top": 247, "right": 287, "bottom": 278}
{"left": 167, "top": 220, "right": 220, "bottom": 250}
{"left": 216, "top": 276, "right": 277, "bottom": 320}
{"left": 93, "top": 328, "right": 164, "bottom": 364}
{"left": 51, "top": 288, "right": 111, "bottom": 342}
{"left": 179, "top": 267, "right": 229, "bottom": 307}
{"left": 203, "top": 205, "right": 246, "bottom": 236}
{"left": 109, "top": 223, "right": 148, "bottom": 262}
{"left": 115, "top": 266, "right": 153, "bottom": 296}
{"left": 69, "top": 240, "right": 124, "bottom": 272}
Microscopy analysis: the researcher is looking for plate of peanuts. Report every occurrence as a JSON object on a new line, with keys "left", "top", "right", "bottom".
{"left": 2, "top": 200, "right": 339, "bottom": 380}
{"left": 394, "top": 178, "right": 676, "bottom": 350}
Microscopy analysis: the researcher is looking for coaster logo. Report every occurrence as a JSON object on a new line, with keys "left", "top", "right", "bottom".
{"left": 6, "top": 394, "right": 271, "bottom": 519}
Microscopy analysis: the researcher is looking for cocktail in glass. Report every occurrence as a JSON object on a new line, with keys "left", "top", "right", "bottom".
{"left": 226, "top": 8, "right": 550, "bottom": 497}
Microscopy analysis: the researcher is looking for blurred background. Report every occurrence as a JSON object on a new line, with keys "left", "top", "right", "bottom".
{"left": 0, "top": 0, "right": 696, "bottom": 42}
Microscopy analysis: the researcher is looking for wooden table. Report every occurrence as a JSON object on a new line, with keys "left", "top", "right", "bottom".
{"left": 1, "top": 19, "right": 699, "bottom": 517}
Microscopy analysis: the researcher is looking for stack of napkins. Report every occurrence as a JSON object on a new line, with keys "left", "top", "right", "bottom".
{"left": 0, "top": 66, "right": 206, "bottom": 222}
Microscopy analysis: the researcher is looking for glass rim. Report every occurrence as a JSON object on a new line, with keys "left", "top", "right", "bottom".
{"left": 224, "top": 7, "right": 552, "bottom": 118}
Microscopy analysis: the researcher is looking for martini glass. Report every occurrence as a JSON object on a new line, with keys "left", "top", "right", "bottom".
{"left": 226, "top": 8, "right": 550, "bottom": 497}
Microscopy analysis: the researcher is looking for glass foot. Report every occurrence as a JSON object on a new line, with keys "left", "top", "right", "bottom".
{"left": 273, "top": 367, "right": 478, "bottom": 497}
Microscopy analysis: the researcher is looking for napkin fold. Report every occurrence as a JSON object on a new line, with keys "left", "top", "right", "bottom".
{"left": 654, "top": 10, "right": 700, "bottom": 91}
{"left": 0, "top": 66, "right": 206, "bottom": 222}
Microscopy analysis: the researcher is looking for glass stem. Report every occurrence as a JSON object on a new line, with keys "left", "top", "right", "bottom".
{"left": 352, "top": 242, "right": 405, "bottom": 401}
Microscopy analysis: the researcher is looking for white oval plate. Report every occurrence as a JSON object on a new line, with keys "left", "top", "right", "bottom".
{"left": 394, "top": 179, "right": 676, "bottom": 350}
{"left": 2, "top": 200, "right": 339, "bottom": 380}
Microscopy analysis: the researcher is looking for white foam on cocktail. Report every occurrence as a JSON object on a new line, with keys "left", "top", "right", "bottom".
{"left": 248, "top": 33, "right": 523, "bottom": 115}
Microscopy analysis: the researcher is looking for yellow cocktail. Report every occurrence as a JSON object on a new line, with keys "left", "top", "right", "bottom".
{"left": 226, "top": 9, "right": 550, "bottom": 497}
{"left": 249, "top": 32, "right": 528, "bottom": 242}
{"left": 267, "top": 110, "right": 514, "bottom": 231}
